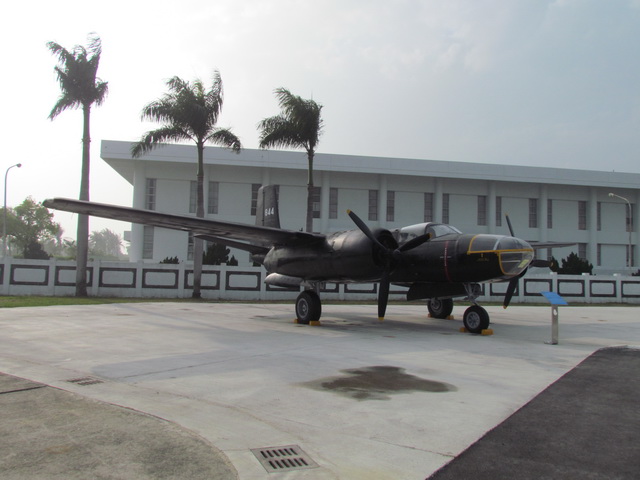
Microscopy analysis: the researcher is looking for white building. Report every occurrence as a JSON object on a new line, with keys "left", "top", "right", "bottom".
{"left": 101, "top": 140, "right": 640, "bottom": 273}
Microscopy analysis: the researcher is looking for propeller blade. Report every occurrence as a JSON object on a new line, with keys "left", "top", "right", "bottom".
{"left": 505, "top": 214, "right": 515, "bottom": 237}
{"left": 398, "top": 233, "right": 431, "bottom": 252}
{"left": 347, "top": 210, "right": 386, "bottom": 251}
{"left": 503, "top": 277, "right": 518, "bottom": 309}
{"left": 531, "top": 259, "right": 551, "bottom": 268}
{"left": 378, "top": 272, "right": 390, "bottom": 321}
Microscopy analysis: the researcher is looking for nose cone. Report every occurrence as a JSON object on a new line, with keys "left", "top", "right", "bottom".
{"left": 497, "top": 237, "right": 534, "bottom": 276}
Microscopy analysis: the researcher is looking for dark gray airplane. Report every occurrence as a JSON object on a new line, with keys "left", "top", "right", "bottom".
{"left": 45, "top": 186, "right": 567, "bottom": 333}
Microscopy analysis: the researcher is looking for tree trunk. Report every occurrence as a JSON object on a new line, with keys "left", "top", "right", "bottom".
{"left": 305, "top": 149, "right": 315, "bottom": 233}
{"left": 192, "top": 142, "right": 205, "bottom": 298}
{"left": 75, "top": 105, "right": 91, "bottom": 297}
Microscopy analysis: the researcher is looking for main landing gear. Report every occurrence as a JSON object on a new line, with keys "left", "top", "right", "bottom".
{"left": 296, "top": 286, "right": 491, "bottom": 333}
{"left": 295, "top": 290, "right": 322, "bottom": 324}
{"left": 428, "top": 299, "right": 490, "bottom": 334}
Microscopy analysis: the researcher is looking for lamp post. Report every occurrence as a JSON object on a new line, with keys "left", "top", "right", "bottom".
{"left": 609, "top": 192, "right": 633, "bottom": 268}
{"left": 3, "top": 163, "right": 22, "bottom": 258}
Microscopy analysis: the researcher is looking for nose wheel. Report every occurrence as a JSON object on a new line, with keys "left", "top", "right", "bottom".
{"left": 463, "top": 305, "right": 490, "bottom": 334}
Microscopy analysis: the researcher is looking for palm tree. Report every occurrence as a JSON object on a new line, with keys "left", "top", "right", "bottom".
{"left": 258, "top": 88, "right": 323, "bottom": 233}
{"left": 131, "top": 72, "right": 241, "bottom": 298}
{"left": 48, "top": 34, "right": 109, "bottom": 297}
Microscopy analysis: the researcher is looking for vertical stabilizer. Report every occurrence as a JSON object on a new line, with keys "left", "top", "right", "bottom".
{"left": 256, "top": 185, "right": 281, "bottom": 229}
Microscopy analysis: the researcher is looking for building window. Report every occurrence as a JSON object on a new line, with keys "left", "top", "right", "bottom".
{"left": 189, "top": 181, "right": 197, "bottom": 213}
{"left": 142, "top": 226, "right": 154, "bottom": 259}
{"left": 329, "top": 187, "right": 338, "bottom": 219}
{"left": 368, "top": 190, "right": 378, "bottom": 221}
{"left": 208, "top": 181, "right": 219, "bottom": 214}
{"left": 187, "top": 232, "right": 194, "bottom": 260}
{"left": 578, "top": 243, "right": 587, "bottom": 260}
{"left": 597, "top": 244, "right": 602, "bottom": 266}
{"left": 250, "top": 184, "right": 261, "bottom": 216}
{"left": 424, "top": 193, "right": 434, "bottom": 222}
{"left": 496, "top": 196, "right": 502, "bottom": 227}
{"left": 145, "top": 178, "right": 156, "bottom": 210}
{"left": 529, "top": 198, "right": 538, "bottom": 228}
{"left": 311, "top": 186, "right": 321, "bottom": 218}
{"left": 627, "top": 204, "right": 635, "bottom": 232}
{"left": 442, "top": 194, "right": 450, "bottom": 224}
{"left": 597, "top": 202, "right": 602, "bottom": 231}
{"left": 387, "top": 191, "right": 395, "bottom": 222}
{"left": 629, "top": 245, "right": 635, "bottom": 267}
{"left": 578, "top": 201, "right": 587, "bottom": 230}
{"left": 547, "top": 199, "right": 553, "bottom": 229}
{"left": 477, "top": 195, "right": 487, "bottom": 226}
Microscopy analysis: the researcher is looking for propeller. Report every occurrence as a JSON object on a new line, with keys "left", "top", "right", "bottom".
{"left": 347, "top": 210, "right": 430, "bottom": 320}
{"left": 503, "top": 213, "right": 522, "bottom": 309}
{"left": 505, "top": 213, "right": 515, "bottom": 237}
{"left": 502, "top": 213, "right": 553, "bottom": 308}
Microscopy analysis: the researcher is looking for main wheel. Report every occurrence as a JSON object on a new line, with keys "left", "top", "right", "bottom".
{"left": 427, "top": 298, "right": 454, "bottom": 319}
{"left": 463, "top": 305, "right": 490, "bottom": 334}
{"left": 295, "top": 290, "right": 322, "bottom": 324}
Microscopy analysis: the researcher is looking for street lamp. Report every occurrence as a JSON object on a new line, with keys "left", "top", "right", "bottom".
{"left": 3, "top": 163, "right": 22, "bottom": 258}
{"left": 609, "top": 192, "right": 633, "bottom": 268}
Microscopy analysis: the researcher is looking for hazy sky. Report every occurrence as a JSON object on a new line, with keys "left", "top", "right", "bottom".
{"left": 2, "top": 0, "right": 639, "bottom": 240}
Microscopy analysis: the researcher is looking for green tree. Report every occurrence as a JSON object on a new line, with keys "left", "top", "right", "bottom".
{"left": 89, "top": 228, "right": 125, "bottom": 259}
{"left": 550, "top": 253, "right": 594, "bottom": 275}
{"left": 258, "top": 88, "right": 323, "bottom": 232}
{"left": 202, "top": 242, "right": 238, "bottom": 266}
{"left": 131, "top": 72, "right": 241, "bottom": 298}
{"left": 4, "top": 197, "right": 61, "bottom": 259}
{"left": 48, "top": 34, "right": 109, "bottom": 296}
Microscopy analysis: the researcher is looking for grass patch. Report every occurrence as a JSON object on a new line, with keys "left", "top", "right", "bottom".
{"left": 0, "top": 296, "right": 200, "bottom": 308}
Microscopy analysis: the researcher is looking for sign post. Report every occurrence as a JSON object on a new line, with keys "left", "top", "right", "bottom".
{"left": 540, "top": 291, "right": 568, "bottom": 345}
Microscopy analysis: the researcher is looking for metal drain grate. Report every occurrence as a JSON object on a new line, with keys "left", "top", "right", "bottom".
{"left": 66, "top": 377, "right": 104, "bottom": 386}
{"left": 251, "top": 445, "right": 318, "bottom": 473}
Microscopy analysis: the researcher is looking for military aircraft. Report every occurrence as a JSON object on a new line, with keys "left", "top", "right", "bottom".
{"left": 44, "top": 185, "right": 566, "bottom": 333}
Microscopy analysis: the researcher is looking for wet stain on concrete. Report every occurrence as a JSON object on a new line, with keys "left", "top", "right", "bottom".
{"left": 302, "top": 366, "right": 456, "bottom": 401}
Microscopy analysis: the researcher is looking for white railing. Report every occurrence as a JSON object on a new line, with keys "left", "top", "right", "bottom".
{"left": 2, "top": 258, "right": 640, "bottom": 304}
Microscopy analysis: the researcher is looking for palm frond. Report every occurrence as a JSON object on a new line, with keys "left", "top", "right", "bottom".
{"left": 207, "top": 128, "right": 241, "bottom": 153}
{"left": 131, "top": 126, "right": 193, "bottom": 158}
{"left": 258, "top": 116, "right": 303, "bottom": 149}
{"left": 47, "top": 34, "right": 108, "bottom": 116}
{"left": 134, "top": 71, "right": 241, "bottom": 159}
{"left": 49, "top": 94, "right": 81, "bottom": 119}
{"left": 259, "top": 88, "right": 323, "bottom": 151}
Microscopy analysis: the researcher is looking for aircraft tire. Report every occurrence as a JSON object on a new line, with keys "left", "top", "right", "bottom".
{"left": 296, "top": 290, "right": 322, "bottom": 324}
{"left": 427, "top": 298, "right": 454, "bottom": 319}
{"left": 463, "top": 305, "right": 490, "bottom": 334}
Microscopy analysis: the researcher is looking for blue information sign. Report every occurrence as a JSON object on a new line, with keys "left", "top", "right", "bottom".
{"left": 540, "top": 291, "right": 568, "bottom": 306}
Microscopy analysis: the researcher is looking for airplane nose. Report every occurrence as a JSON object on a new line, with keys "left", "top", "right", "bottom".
{"left": 497, "top": 237, "right": 534, "bottom": 275}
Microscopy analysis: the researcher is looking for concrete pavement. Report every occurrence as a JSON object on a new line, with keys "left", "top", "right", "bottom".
{"left": 1, "top": 302, "right": 639, "bottom": 479}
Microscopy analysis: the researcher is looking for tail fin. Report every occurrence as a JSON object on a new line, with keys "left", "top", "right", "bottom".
{"left": 255, "top": 185, "right": 281, "bottom": 229}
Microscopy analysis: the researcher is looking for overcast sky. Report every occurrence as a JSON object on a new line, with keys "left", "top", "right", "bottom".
{"left": 2, "top": 0, "right": 639, "bottom": 240}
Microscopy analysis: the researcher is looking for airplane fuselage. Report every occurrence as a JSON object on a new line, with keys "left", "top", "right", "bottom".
{"left": 263, "top": 228, "right": 534, "bottom": 286}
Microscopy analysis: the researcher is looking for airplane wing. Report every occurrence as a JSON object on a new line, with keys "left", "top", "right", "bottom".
{"left": 529, "top": 241, "right": 577, "bottom": 250}
{"left": 43, "top": 198, "right": 325, "bottom": 247}
{"left": 193, "top": 235, "right": 270, "bottom": 254}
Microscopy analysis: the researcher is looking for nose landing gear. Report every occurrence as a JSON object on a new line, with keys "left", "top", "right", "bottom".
{"left": 461, "top": 283, "right": 490, "bottom": 334}
{"left": 462, "top": 305, "right": 490, "bottom": 334}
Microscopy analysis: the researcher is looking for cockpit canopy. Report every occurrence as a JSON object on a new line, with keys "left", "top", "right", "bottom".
{"left": 393, "top": 222, "right": 462, "bottom": 245}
